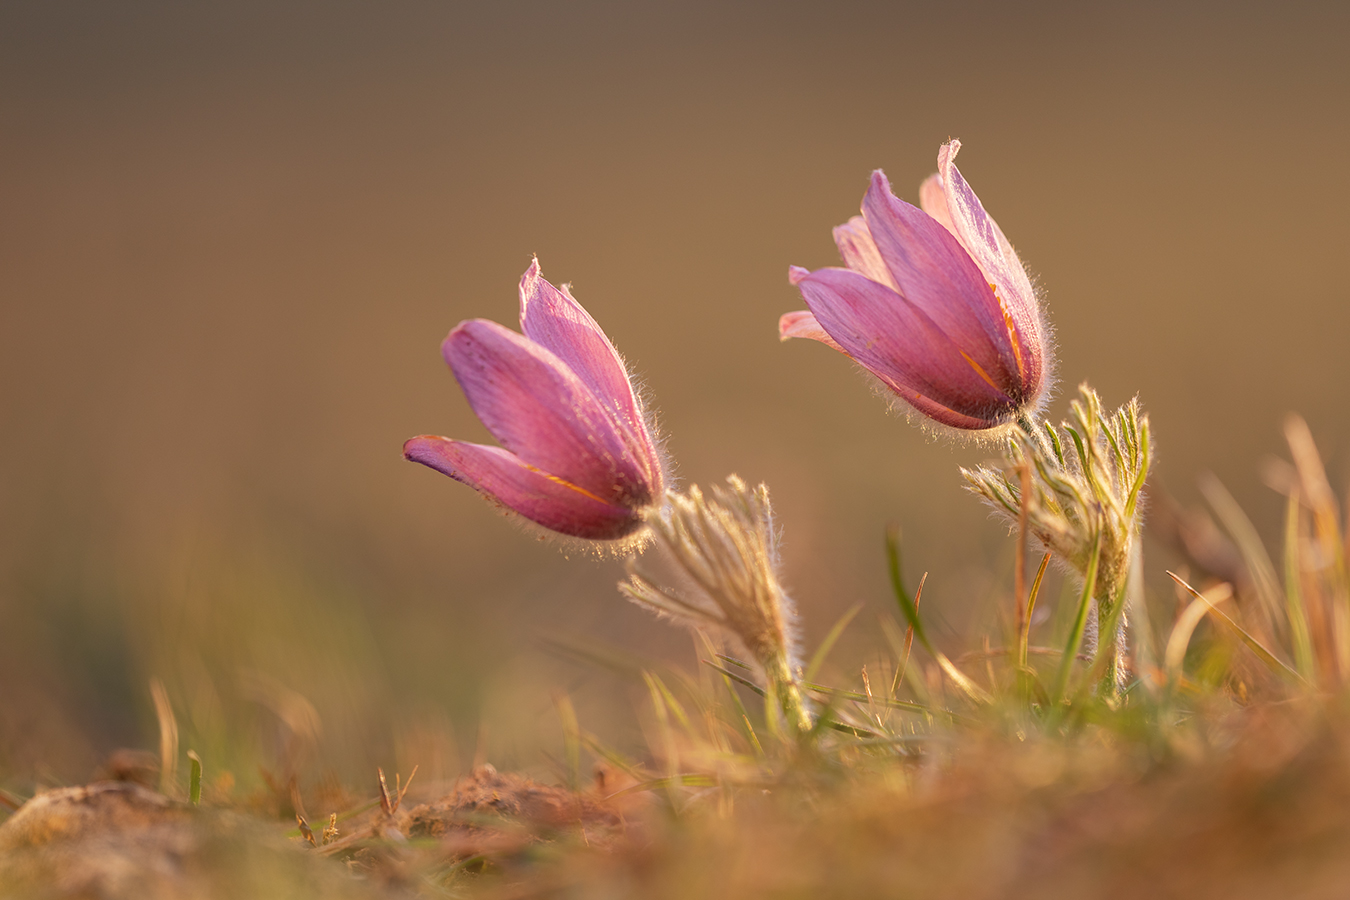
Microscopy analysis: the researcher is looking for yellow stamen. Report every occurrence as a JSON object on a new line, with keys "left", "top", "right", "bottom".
{"left": 991, "top": 282, "right": 1025, "bottom": 379}
{"left": 959, "top": 349, "right": 1003, "bottom": 394}
{"left": 523, "top": 462, "right": 612, "bottom": 505}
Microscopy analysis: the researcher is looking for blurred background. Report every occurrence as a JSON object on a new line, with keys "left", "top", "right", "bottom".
{"left": 1, "top": 0, "right": 1347, "bottom": 794}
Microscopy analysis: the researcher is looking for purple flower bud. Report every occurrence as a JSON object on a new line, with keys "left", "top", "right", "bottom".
{"left": 781, "top": 141, "right": 1052, "bottom": 431}
{"left": 405, "top": 260, "right": 667, "bottom": 541}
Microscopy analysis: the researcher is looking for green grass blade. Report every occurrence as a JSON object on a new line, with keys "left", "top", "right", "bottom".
{"left": 647, "top": 673, "right": 693, "bottom": 732}
{"left": 804, "top": 603, "right": 862, "bottom": 684}
{"left": 885, "top": 524, "right": 918, "bottom": 636}
{"left": 886, "top": 527, "right": 990, "bottom": 704}
{"left": 702, "top": 660, "right": 766, "bottom": 697}
{"left": 1019, "top": 551, "right": 1052, "bottom": 670}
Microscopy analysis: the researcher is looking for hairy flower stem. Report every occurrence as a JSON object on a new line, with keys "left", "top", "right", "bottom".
{"left": 765, "top": 655, "right": 813, "bottom": 736}
{"left": 1092, "top": 536, "right": 1135, "bottom": 696}
{"left": 967, "top": 385, "right": 1152, "bottom": 698}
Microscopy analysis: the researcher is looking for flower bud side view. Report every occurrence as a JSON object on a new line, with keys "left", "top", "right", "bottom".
{"left": 404, "top": 259, "right": 668, "bottom": 543}
{"left": 780, "top": 140, "right": 1052, "bottom": 434}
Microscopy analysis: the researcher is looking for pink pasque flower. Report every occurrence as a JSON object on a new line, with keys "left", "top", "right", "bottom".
{"left": 780, "top": 140, "right": 1051, "bottom": 431}
{"left": 405, "top": 260, "right": 667, "bottom": 541}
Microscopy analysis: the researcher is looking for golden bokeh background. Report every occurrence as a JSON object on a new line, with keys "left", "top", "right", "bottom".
{"left": 1, "top": 1, "right": 1347, "bottom": 786}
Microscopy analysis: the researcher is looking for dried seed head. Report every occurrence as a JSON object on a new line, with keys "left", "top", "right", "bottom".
{"left": 620, "top": 475, "right": 799, "bottom": 676}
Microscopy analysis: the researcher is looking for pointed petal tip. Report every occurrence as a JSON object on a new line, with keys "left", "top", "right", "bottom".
{"left": 778, "top": 309, "right": 846, "bottom": 353}
{"left": 864, "top": 170, "right": 901, "bottom": 213}
{"left": 777, "top": 311, "right": 804, "bottom": 341}
{"left": 522, "top": 255, "right": 542, "bottom": 282}
{"left": 518, "top": 257, "right": 545, "bottom": 324}
{"left": 788, "top": 265, "right": 811, "bottom": 285}
{"left": 936, "top": 140, "right": 963, "bottom": 183}
{"left": 868, "top": 168, "right": 892, "bottom": 192}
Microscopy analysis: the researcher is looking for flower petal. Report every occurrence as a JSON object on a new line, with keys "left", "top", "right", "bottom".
{"left": 778, "top": 309, "right": 846, "bottom": 353}
{"left": 862, "top": 169, "right": 1022, "bottom": 394}
{"left": 795, "top": 267, "right": 1017, "bottom": 429}
{"left": 443, "top": 319, "right": 655, "bottom": 507}
{"left": 517, "top": 259, "right": 655, "bottom": 464}
{"left": 832, "top": 216, "right": 898, "bottom": 291}
{"left": 404, "top": 436, "right": 642, "bottom": 539}
{"left": 935, "top": 141, "right": 1045, "bottom": 390}
{"left": 918, "top": 174, "right": 957, "bottom": 238}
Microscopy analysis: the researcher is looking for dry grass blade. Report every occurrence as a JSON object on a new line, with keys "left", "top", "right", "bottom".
{"left": 397, "top": 766, "right": 418, "bottom": 808}
{"left": 296, "top": 813, "right": 317, "bottom": 848}
{"left": 1168, "top": 572, "right": 1307, "bottom": 686}
{"left": 187, "top": 751, "right": 202, "bottom": 807}
{"left": 377, "top": 768, "right": 392, "bottom": 816}
{"left": 1164, "top": 582, "right": 1234, "bottom": 680}
{"left": 603, "top": 773, "right": 719, "bottom": 799}
{"left": 1283, "top": 488, "right": 1316, "bottom": 680}
{"left": 1284, "top": 414, "right": 1350, "bottom": 679}
{"left": 1286, "top": 415, "right": 1340, "bottom": 524}
{"left": 1199, "top": 472, "right": 1285, "bottom": 632}
{"left": 149, "top": 679, "right": 178, "bottom": 797}
{"left": 933, "top": 650, "right": 993, "bottom": 705}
